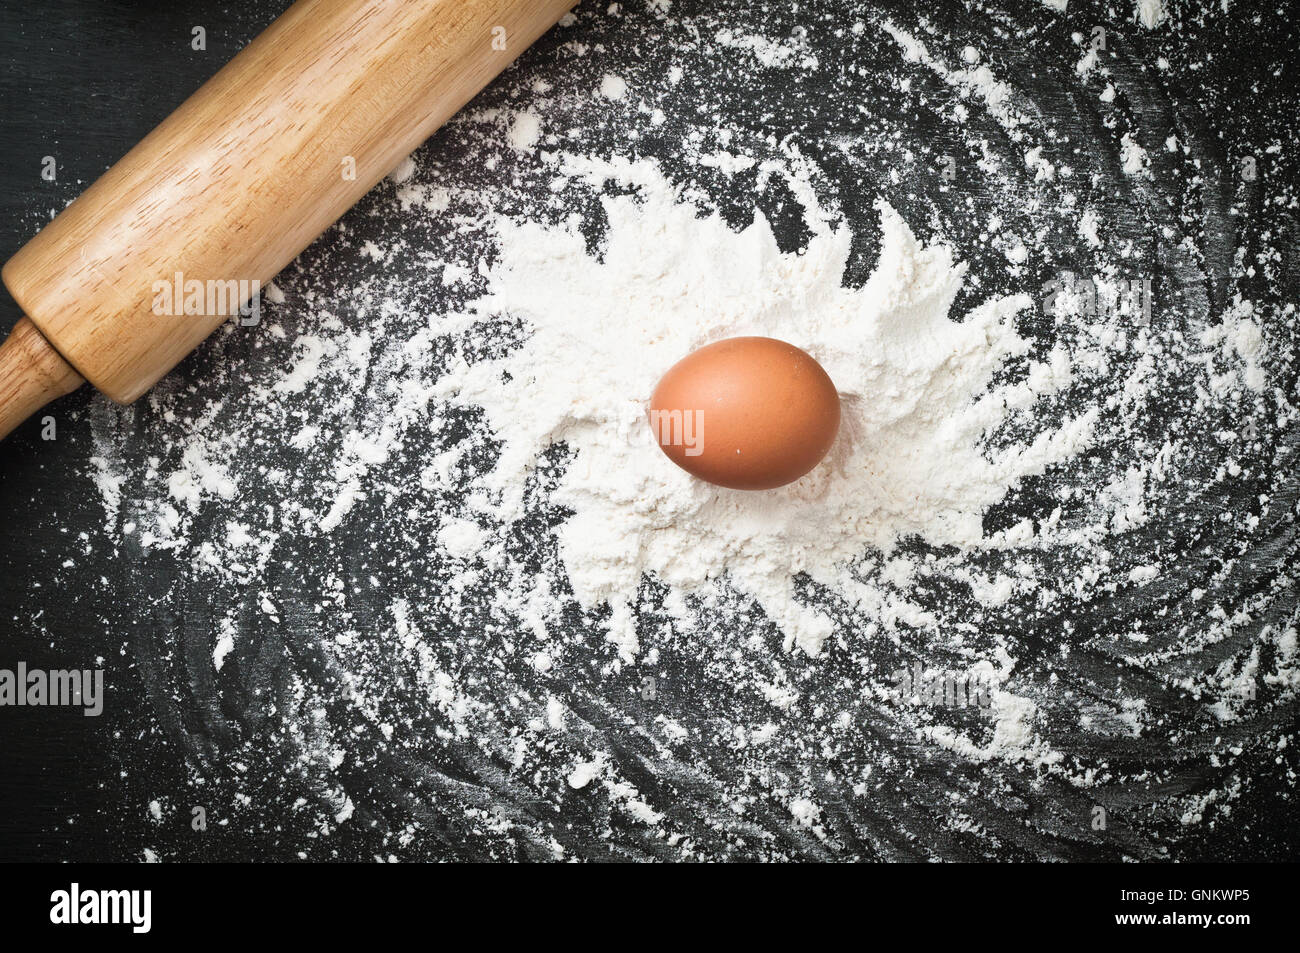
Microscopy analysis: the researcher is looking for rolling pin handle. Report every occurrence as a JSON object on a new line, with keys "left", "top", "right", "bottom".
{"left": 0, "top": 317, "right": 85, "bottom": 442}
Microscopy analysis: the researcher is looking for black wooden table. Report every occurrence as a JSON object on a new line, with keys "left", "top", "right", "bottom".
{"left": 2, "top": 0, "right": 1297, "bottom": 862}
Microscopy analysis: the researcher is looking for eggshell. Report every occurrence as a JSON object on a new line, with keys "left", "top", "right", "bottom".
{"left": 648, "top": 336, "right": 840, "bottom": 490}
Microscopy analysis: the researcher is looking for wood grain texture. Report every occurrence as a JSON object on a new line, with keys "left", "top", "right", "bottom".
{"left": 1, "top": 0, "right": 576, "bottom": 404}
{"left": 0, "top": 317, "right": 83, "bottom": 441}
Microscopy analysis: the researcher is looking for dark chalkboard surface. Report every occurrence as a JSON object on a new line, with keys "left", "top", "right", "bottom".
{"left": 1, "top": 0, "right": 1297, "bottom": 863}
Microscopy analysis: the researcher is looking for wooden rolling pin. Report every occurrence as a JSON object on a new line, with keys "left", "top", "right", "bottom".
{"left": 0, "top": 0, "right": 577, "bottom": 440}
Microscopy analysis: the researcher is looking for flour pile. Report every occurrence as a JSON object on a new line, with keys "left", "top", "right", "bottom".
{"left": 440, "top": 156, "right": 1093, "bottom": 658}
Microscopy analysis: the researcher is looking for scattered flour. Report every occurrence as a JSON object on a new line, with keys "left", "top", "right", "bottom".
{"left": 67, "top": 0, "right": 1296, "bottom": 860}
{"left": 714, "top": 29, "right": 819, "bottom": 71}
{"left": 1120, "top": 132, "right": 1151, "bottom": 176}
{"left": 1135, "top": 0, "right": 1168, "bottom": 30}
{"left": 598, "top": 74, "right": 628, "bottom": 100}
{"left": 508, "top": 110, "right": 543, "bottom": 151}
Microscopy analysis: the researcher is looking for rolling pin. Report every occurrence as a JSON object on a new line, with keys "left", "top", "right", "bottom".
{"left": 0, "top": 0, "right": 577, "bottom": 441}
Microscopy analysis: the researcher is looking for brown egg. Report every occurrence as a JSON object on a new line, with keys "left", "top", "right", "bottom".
{"left": 648, "top": 336, "right": 841, "bottom": 490}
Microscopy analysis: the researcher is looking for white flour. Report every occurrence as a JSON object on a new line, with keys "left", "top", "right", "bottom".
{"left": 438, "top": 155, "right": 1095, "bottom": 659}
